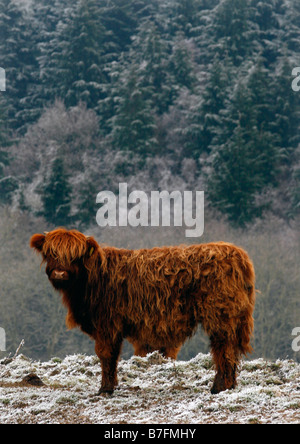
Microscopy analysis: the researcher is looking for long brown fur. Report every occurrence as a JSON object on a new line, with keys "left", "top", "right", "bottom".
{"left": 30, "top": 228, "right": 255, "bottom": 395}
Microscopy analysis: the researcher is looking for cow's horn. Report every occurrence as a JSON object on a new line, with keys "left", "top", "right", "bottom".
{"left": 44, "top": 231, "right": 49, "bottom": 235}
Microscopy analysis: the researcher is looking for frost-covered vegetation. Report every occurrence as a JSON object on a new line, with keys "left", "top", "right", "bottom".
{"left": 0, "top": 0, "right": 299, "bottom": 365}
{"left": 0, "top": 352, "right": 299, "bottom": 424}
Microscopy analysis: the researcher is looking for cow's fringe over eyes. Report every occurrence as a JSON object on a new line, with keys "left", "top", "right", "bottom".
{"left": 42, "top": 229, "right": 88, "bottom": 265}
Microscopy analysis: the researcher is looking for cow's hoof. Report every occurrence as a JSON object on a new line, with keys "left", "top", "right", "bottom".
{"left": 97, "top": 387, "right": 114, "bottom": 396}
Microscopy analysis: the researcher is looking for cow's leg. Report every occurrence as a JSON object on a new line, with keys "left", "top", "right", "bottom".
{"left": 209, "top": 331, "right": 240, "bottom": 394}
{"left": 95, "top": 336, "right": 123, "bottom": 395}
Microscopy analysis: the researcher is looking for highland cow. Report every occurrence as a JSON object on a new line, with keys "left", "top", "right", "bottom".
{"left": 30, "top": 229, "right": 255, "bottom": 395}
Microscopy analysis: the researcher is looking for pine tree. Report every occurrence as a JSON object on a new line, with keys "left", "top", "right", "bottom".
{"left": 251, "top": 0, "right": 283, "bottom": 68}
{"left": 271, "top": 59, "right": 300, "bottom": 154}
{"left": 98, "top": 0, "right": 139, "bottom": 57}
{"left": 283, "top": 0, "right": 300, "bottom": 54}
{"left": 0, "top": 0, "right": 40, "bottom": 132}
{"left": 182, "top": 56, "right": 231, "bottom": 158}
{"left": 98, "top": 19, "right": 172, "bottom": 136}
{"left": 32, "top": 0, "right": 72, "bottom": 105}
{"left": 208, "top": 81, "right": 280, "bottom": 226}
{"left": 271, "top": 59, "right": 300, "bottom": 217}
{"left": 76, "top": 179, "right": 98, "bottom": 229}
{"left": 131, "top": 21, "right": 174, "bottom": 115}
{"left": 246, "top": 58, "right": 275, "bottom": 133}
{"left": 172, "top": 0, "right": 201, "bottom": 37}
{"left": 210, "top": 123, "right": 260, "bottom": 225}
{"left": 251, "top": 0, "right": 281, "bottom": 32}
{"left": 167, "top": 0, "right": 218, "bottom": 38}
{"left": 0, "top": 175, "right": 18, "bottom": 205}
{"left": 41, "top": 0, "right": 106, "bottom": 109}
{"left": 169, "top": 33, "right": 196, "bottom": 91}
{"left": 212, "top": 0, "right": 253, "bottom": 66}
{"left": 40, "top": 157, "right": 72, "bottom": 226}
{"left": 0, "top": 97, "right": 9, "bottom": 148}
{"left": 111, "top": 64, "right": 158, "bottom": 158}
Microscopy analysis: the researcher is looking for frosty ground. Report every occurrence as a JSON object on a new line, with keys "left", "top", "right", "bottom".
{"left": 0, "top": 352, "right": 299, "bottom": 424}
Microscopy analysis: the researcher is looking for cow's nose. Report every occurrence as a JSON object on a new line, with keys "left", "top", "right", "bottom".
{"left": 54, "top": 271, "right": 65, "bottom": 280}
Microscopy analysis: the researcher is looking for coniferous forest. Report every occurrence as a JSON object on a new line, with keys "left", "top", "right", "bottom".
{"left": 0, "top": 0, "right": 299, "bottom": 362}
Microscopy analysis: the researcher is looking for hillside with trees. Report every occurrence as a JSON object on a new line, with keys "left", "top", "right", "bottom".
{"left": 0, "top": 0, "right": 299, "bottom": 363}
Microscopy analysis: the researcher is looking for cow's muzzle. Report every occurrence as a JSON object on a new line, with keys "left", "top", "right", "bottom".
{"left": 50, "top": 269, "right": 69, "bottom": 281}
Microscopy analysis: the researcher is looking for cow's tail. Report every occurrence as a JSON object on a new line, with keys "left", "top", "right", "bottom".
{"left": 237, "top": 252, "right": 256, "bottom": 356}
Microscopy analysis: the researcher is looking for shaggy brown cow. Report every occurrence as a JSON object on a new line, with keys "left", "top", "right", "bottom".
{"left": 30, "top": 228, "right": 255, "bottom": 395}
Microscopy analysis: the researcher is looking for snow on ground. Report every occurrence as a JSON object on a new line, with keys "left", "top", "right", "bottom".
{"left": 0, "top": 352, "right": 299, "bottom": 424}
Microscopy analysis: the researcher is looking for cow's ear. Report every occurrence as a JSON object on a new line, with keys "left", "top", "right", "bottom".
{"left": 86, "top": 237, "right": 98, "bottom": 259}
{"left": 84, "top": 237, "right": 101, "bottom": 285}
{"left": 30, "top": 234, "right": 46, "bottom": 253}
{"left": 84, "top": 236, "right": 107, "bottom": 283}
